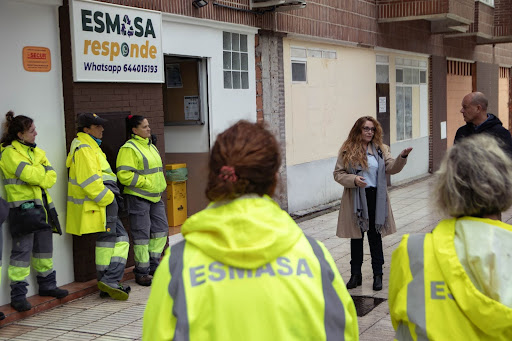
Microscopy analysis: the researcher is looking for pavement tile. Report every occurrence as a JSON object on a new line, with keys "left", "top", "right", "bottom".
{"left": 0, "top": 325, "right": 36, "bottom": 340}
{"left": 55, "top": 331, "right": 98, "bottom": 340}
{"left": 8, "top": 327, "right": 68, "bottom": 340}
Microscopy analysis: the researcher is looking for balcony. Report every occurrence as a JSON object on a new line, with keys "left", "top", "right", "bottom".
{"left": 445, "top": 0, "right": 512, "bottom": 44}
{"left": 377, "top": 0, "right": 475, "bottom": 34}
{"left": 250, "top": 0, "right": 306, "bottom": 12}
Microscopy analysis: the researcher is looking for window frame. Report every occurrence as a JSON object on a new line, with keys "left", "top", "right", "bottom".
{"left": 223, "top": 31, "right": 249, "bottom": 90}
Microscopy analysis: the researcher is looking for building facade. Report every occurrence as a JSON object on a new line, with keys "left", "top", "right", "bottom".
{"left": 1, "top": 0, "right": 512, "bottom": 305}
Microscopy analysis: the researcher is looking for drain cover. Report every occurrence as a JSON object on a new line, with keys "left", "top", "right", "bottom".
{"left": 351, "top": 296, "right": 386, "bottom": 316}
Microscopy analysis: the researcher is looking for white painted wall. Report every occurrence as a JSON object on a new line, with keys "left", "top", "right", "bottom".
{"left": 390, "top": 136, "right": 429, "bottom": 184}
{"left": 283, "top": 38, "right": 376, "bottom": 212}
{"left": 161, "top": 15, "right": 257, "bottom": 153}
{"left": 0, "top": 0, "right": 72, "bottom": 306}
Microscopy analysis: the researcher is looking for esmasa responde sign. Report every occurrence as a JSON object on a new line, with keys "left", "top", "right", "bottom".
{"left": 70, "top": 0, "right": 163, "bottom": 83}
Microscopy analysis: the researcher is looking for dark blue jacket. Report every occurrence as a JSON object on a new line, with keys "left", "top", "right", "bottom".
{"left": 454, "top": 114, "right": 512, "bottom": 157}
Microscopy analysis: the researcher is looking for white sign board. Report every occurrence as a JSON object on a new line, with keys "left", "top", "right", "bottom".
{"left": 184, "top": 96, "right": 200, "bottom": 121}
{"left": 378, "top": 97, "right": 386, "bottom": 113}
{"left": 440, "top": 121, "right": 447, "bottom": 139}
{"left": 70, "top": 0, "right": 163, "bottom": 83}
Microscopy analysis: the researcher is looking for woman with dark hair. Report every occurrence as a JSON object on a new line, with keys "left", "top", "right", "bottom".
{"left": 0, "top": 111, "right": 67, "bottom": 312}
{"left": 389, "top": 134, "right": 512, "bottom": 340}
{"left": 116, "top": 115, "right": 168, "bottom": 287}
{"left": 333, "top": 116, "right": 412, "bottom": 291}
{"left": 143, "top": 120, "right": 359, "bottom": 341}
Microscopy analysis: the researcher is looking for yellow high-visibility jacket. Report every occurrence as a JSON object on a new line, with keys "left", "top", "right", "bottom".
{"left": 143, "top": 195, "right": 359, "bottom": 341}
{"left": 116, "top": 135, "right": 166, "bottom": 203}
{"left": 0, "top": 141, "right": 56, "bottom": 207}
{"left": 66, "top": 132, "right": 114, "bottom": 236}
{"left": 389, "top": 217, "right": 512, "bottom": 340}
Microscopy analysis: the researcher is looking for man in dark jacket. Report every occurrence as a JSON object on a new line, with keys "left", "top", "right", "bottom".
{"left": 454, "top": 91, "right": 512, "bottom": 156}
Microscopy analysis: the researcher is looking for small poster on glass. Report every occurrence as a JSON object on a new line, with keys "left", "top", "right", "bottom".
{"left": 184, "top": 96, "right": 200, "bottom": 121}
{"left": 166, "top": 64, "right": 183, "bottom": 88}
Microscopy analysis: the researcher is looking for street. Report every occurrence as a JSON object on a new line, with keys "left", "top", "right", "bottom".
{"left": 1, "top": 175, "right": 510, "bottom": 340}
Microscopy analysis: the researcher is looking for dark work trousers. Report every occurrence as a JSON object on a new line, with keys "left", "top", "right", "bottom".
{"left": 350, "top": 187, "right": 384, "bottom": 276}
{"left": 96, "top": 198, "right": 129, "bottom": 289}
{"left": 9, "top": 228, "right": 56, "bottom": 301}
{"left": 127, "top": 195, "right": 168, "bottom": 277}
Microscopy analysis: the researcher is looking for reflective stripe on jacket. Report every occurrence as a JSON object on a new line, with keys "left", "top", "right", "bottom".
{"left": 389, "top": 218, "right": 512, "bottom": 340}
{"left": 143, "top": 195, "right": 359, "bottom": 341}
{"left": 0, "top": 140, "right": 57, "bottom": 216}
{"left": 116, "top": 135, "right": 166, "bottom": 203}
{"left": 66, "top": 132, "right": 114, "bottom": 236}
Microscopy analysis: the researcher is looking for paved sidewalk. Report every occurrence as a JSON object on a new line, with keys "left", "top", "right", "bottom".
{"left": 1, "top": 175, "right": 511, "bottom": 340}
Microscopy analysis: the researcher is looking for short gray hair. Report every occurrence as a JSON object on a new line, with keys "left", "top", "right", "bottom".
{"left": 434, "top": 134, "right": 512, "bottom": 217}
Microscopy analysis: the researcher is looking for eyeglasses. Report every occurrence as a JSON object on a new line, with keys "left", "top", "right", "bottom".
{"left": 363, "top": 127, "right": 376, "bottom": 133}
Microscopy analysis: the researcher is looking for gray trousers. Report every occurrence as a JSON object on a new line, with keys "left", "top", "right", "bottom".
{"left": 96, "top": 198, "right": 129, "bottom": 288}
{"left": 126, "top": 195, "right": 168, "bottom": 276}
{"left": 9, "top": 228, "right": 56, "bottom": 301}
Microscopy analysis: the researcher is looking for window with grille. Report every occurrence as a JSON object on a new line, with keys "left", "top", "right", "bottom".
{"left": 395, "top": 58, "right": 427, "bottom": 141}
{"left": 223, "top": 32, "right": 249, "bottom": 89}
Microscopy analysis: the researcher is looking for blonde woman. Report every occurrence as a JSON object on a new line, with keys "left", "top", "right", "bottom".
{"left": 333, "top": 116, "right": 412, "bottom": 291}
{"left": 389, "top": 134, "right": 512, "bottom": 340}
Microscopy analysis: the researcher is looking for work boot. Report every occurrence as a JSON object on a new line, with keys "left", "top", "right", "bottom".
{"left": 101, "top": 283, "right": 131, "bottom": 298}
{"left": 135, "top": 274, "right": 152, "bottom": 286}
{"left": 11, "top": 298, "right": 31, "bottom": 312}
{"left": 97, "top": 281, "right": 129, "bottom": 301}
{"left": 373, "top": 275, "right": 383, "bottom": 291}
{"left": 0, "top": 311, "right": 5, "bottom": 320}
{"left": 39, "top": 287, "right": 69, "bottom": 299}
{"left": 346, "top": 274, "right": 362, "bottom": 289}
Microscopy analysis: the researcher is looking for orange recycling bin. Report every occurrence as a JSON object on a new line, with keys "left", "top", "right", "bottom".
{"left": 165, "top": 163, "right": 187, "bottom": 227}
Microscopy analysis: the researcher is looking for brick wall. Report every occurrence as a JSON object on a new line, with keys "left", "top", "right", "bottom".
{"left": 469, "top": 1, "right": 494, "bottom": 37}
{"left": 377, "top": 0, "right": 473, "bottom": 21}
{"left": 60, "top": 2, "right": 165, "bottom": 281}
{"left": 255, "top": 31, "right": 288, "bottom": 211}
{"left": 494, "top": 0, "right": 512, "bottom": 37}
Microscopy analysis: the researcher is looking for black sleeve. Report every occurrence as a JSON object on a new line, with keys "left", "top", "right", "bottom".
{"left": 487, "top": 127, "right": 512, "bottom": 158}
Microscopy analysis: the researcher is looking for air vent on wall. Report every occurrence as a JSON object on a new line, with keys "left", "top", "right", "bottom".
{"left": 251, "top": 0, "right": 306, "bottom": 11}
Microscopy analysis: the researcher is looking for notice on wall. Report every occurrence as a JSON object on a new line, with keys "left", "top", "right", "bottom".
{"left": 70, "top": 0, "right": 163, "bottom": 83}
{"left": 23, "top": 47, "right": 51, "bottom": 72}
{"left": 440, "top": 121, "right": 447, "bottom": 139}
{"left": 166, "top": 64, "right": 182, "bottom": 88}
{"left": 378, "top": 97, "right": 386, "bottom": 113}
{"left": 184, "top": 96, "right": 200, "bottom": 121}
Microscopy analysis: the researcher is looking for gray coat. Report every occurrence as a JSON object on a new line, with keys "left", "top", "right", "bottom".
{"left": 333, "top": 144, "right": 407, "bottom": 239}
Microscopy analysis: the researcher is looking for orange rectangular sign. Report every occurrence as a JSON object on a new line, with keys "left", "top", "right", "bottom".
{"left": 23, "top": 46, "right": 51, "bottom": 72}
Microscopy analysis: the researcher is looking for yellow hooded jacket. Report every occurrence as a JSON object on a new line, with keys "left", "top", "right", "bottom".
{"left": 389, "top": 217, "right": 512, "bottom": 340}
{"left": 143, "top": 195, "right": 359, "bottom": 341}
{"left": 0, "top": 141, "right": 60, "bottom": 234}
{"left": 0, "top": 141, "right": 57, "bottom": 207}
{"left": 66, "top": 132, "right": 114, "bottom": 236}
{"left": 116, "top": 135, "right": 166, "bottom": 203}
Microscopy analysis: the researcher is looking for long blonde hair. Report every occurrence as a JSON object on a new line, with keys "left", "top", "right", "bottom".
{"left": 434, "top": 134, "right": 512, "bottom": 217}
{"left": 339, "top": 116, "right": 384, "bottom": 169}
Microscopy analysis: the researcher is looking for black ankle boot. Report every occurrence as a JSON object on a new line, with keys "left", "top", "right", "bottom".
{"left": 346, "top": 274, "right": 362, "bottom": 289}
{"left": 39, "top": 287, "right": 69, "bottom": 299}
{"left": 0, "top": 311, "right": 5, "bottom": 320}
{"left": 373, "top": 275, "right": 383, "bottom": 291}
{"left": 11, "top": 298, "right": 32, "bottom": 312}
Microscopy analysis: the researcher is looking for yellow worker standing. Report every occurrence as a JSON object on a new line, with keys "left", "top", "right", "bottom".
{"left": 143, "top": 121, "right": 359, "bottom": 341}
{"left": 66, "top": 113, "right": 130, "bottom": 300}
{"left": 116, "top": 115, "right": 168, "bottom": 287}
{"left": 0, "top": 111, "right": 68, "bottom": 312}
{"left": 389, "top": 134, "right": 512, "bottom": 340}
